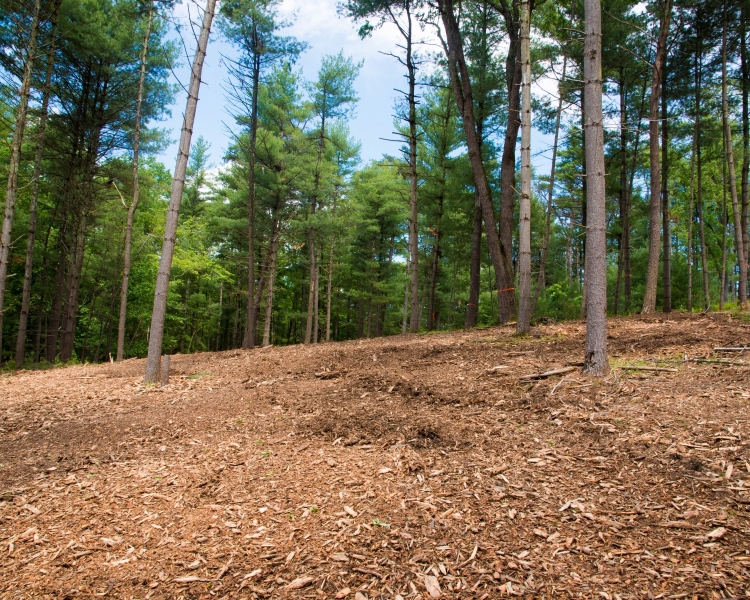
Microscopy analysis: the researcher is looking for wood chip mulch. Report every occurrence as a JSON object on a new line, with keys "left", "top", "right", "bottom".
{"left": 1, "top": 313, "right": 749, "bottom": 599}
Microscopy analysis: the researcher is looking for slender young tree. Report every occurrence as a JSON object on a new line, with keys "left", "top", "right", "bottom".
{"left": 533, "top": 55, "right": 566, "bottom": 317}
{"left": 117, "top": 0, "right": 154, "bottom": 362}
{"left": 303, "top": 52, "right": 360, "bottom": 344}
{"left": 14, "top": 1, "right": 61, "bottom": 367}
{"left": 144, "top": 0, "right": 216, "bottom": 383}
{"left": 516, "top": 0, "right": 532, "bottom": 333}
{"left": 220, "top": 0, "right": 305, "bottom": 349}
{"left": 642, "top": 0, "right": 671, "bottom": 313}
{"left": 582, "top": 0, "right": 608, "bottom": 374}
{"left": 0, "top": 0, "right": 41, "bottom": 360}
{"left": 722, "top": 0, "right": 748, "bottom": 308}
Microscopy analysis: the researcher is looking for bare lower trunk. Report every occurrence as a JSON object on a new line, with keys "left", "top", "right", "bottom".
{"left": 145, "top": 0, "right": 216, "bottom": 383}
{"left": 497, "top": 2, "right": 521, "bottom": 323}
{"left": 402, "top": 255, "right": 410, "bottom": 334}
{"left": 15, "top": 7, "right": 58, "bottom": 367}
{"left": 243, "top": 51, "right": 261, "bottom": 349}
{"left": 406, "top": 11, "right": 420, "bottom": 333}
{"left": 687, "top": 133, "right": 695, "bottom": 312}
{"left": 313, "top": 251, "right": 320, "bottom": 343}
{"left": 0, "top": 0, "right": 41, "bottom": 360}
{"left": 117, "top": 2, "right": 153, "bottom": 361}
{"left": 517, "top": 0, "right": 532, "bottom": 334}
{"left": 614, "top": 69, "right": 626, "bottom": 315}
{"left": 465, "top": 197, "right": 481, "bottom": 328}
{"left": 642, "top": 0, "right": 671, "bottom": 313}
{"left": 661, "top": 66, "right": 671, "bottom": 312}
{"left": 263, "top": 223, "right": 280, "bottom": 347}
{"left": 742, "top": 11, "right": 750, "bottom": 271}
{"left": 325, "top": 239, "right": 334, "bottom": 341}
{"left": 723, "top": 2, "right": 748, "bottom": 308}
{"left": 216, "top": 282, "right": 223, "bottom": 351}
{"left": 583, "top": 0, "right": 608, "bottom": 375}
{"left": 60, "top": 214, "right": 87, "bottom": 362}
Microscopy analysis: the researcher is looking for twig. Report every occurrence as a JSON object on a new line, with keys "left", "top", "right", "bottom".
{"left": 519, "top": 366, "right": 577, "bottom": 381}
{"left": 619, "top": 365, "right": 677, "bottom": 372}
{"left": 714, "top": 347, "right": 750, "bottom": 351}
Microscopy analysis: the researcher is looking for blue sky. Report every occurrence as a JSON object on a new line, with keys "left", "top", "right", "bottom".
{"left": 158, "top": 0, "right": 558, "bottom": 174}
{"left": 159, "top": 0, "right": 409, "bottom": 168}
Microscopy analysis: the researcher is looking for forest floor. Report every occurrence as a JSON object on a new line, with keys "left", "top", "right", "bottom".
{"left": 1, "top": 313, "right": 750, "bottom": 600}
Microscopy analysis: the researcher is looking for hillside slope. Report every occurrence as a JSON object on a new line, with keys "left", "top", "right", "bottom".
{"left": 1, "top": 314, "right": 749, "bottom": 598}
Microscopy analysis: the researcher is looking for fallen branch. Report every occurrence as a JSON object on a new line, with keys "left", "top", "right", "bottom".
{"left": 688, "top": 358, "right": 745, "bottom": 365}
{"left": 619, "top": 365, "right": 677, "bottom": 372}
{"left": 714, "top": 347, "right": 750, "bottom": 351}
{"left": 519, "top": 366, "right": 576, "bottom": 381}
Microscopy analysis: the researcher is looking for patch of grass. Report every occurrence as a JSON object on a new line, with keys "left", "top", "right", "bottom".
{"left": 372, "top": 518, "right": 390, "bottom": 527}
{"left": 189, "top": 371, "right": 210, "bottom": 379}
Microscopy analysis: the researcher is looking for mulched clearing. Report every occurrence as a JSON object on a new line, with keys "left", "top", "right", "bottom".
{"left": 1, "top": 313, "right": 749, "bottom": 600}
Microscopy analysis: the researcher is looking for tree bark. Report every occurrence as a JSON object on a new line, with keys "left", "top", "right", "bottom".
{"left": 325, "top": 238, "right": 334, "bottom": 341}
{"left": 661, "top": 62, "right": 671, "bottom": 312}
{"left": 497, "top": 0, "right": 521, "bottom": 323}
{"left": 642, "top": 0, "right": 671, "bottom": 313}
{"left": 687, "top": 123, "right": 695, "bottom": 312}
{"left": 0, "top": 0, "right": 41, "bottom": 360}
{"left": 117, "top": 1, "right": 153, "bottom": 361}
{"left": 243, "top": 47, "right": 261, "bottom": 349}
{"left": 582, "top": 0, "right": 608, "bottom": 375}
{"left": 723, "top": 1, "right": 748, "bottom": 308}
{"left": 464, "top": 198, "right": 482, "bottom": 328}
{"left": 438, "top": 0, "right": 512, "bottom": 324}
{"left": 533, "top": 55, "right": 566, "bottom": 317}
{"left": 517, "top": 0, "right": 532, "bottom": 334}
{"left": 263, "top": 222, "right": 280, "bottom": 347}
{"left": 742, "top": 9, "right": 750, "bottom": 273}
{"left": 15, "top": 5, "right": 59, "bottom": 367}
{"left": 144, "top": 0, "right": 216, "bottom": 383}
{"left": 402, "top": 255, "right": 410, "bottom": 334}
{"left": 405, "top": 6, "right": 420, "bottom": 333}
{"left": 614, "top": 68, "right": 626, "bottom": 315}
{"left": 305, "top": 113, "right": 326, "bottom": 344}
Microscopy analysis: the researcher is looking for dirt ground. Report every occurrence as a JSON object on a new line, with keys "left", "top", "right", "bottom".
{"left": 1, "top": 313, "right": 749, "bottom": 600}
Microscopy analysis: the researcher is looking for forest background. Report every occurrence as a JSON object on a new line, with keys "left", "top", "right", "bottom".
{"left": 0, "top": 0, "right": 742, "bottom": 366}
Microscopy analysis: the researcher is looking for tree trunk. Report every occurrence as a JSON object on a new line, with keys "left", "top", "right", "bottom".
{"left": 244, "top": 48, "right": 261, "bottom": 349}
{"left": 14, "top": 6, "right": 59, "bottom": 367}
{"left": 263, "top": 223, "right": 280, "bottom": 347}
{"left": 517, "top": 0, "right": 532, "bottom": 334}
{"left": 687, "top": 124, "right": 696, "bottom": 312}
{"left": 533, "top": 55, "right": 566, "bottom": 317}
{"left": 144, "top": 0, "right": 216, "bottom": 383}
{"left": 314, "top": 249, "right": 320, "bottom": 342}
{"left": 0, "top": 0, "right": 41, "bottom": 360}
{"left": 465, "top": 198, "right": 481, "bottom": 328}
{"left": 325, "top": 239, "right": 334, "bottom": 341}
{"left": 642, "top": 0, "right": 671, "bottom": 313}
{"left": 216, "top": 281, "right": 223, "bottom": 351}
{"left": 497, "top": 0, "right": 521, "bottom": 323}
{"left": 60, "top": 213, "right": 87, "bottom": 362}
{"left": 723, "top": 1, "right": 748, "bottom": 308}
{"left": 614, "top": 68, "right": 626, "bottom": 315}
{"left": 742, "top": 8, "right": 750, "bottom": 272}
{"left": 721, "top": 151, "right": 728, "bottom": 310}
{"left": 406, "top": 8, "right": 420, "bottom": 333}
{"left": 661, "top": 63, "right": 671, "bottom": 312}
{"left": 438, "top": 0, "right": 512, "bottom": 324}
{"left": 402, "top": 255, "right": 410, "bottom": 334}
{"left": 305, "top": 113, "right": 326, "bottom": 344}
{"left": 117, "top": 1, "right": 153, "bottom": 361}
{"left": 582, "top": 0, "right": 608, "bottom": 375}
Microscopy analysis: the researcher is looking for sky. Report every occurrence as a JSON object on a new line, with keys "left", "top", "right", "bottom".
{"left": 158, "top": 0, "right": 559, "bottom": 174}
{"left": 159, "top": 0, "right": 410, "bottom": 169}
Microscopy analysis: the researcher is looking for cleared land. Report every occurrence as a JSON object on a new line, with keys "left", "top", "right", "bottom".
{"left": 0, "top": 313, "right": 749, "bottom": 599}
